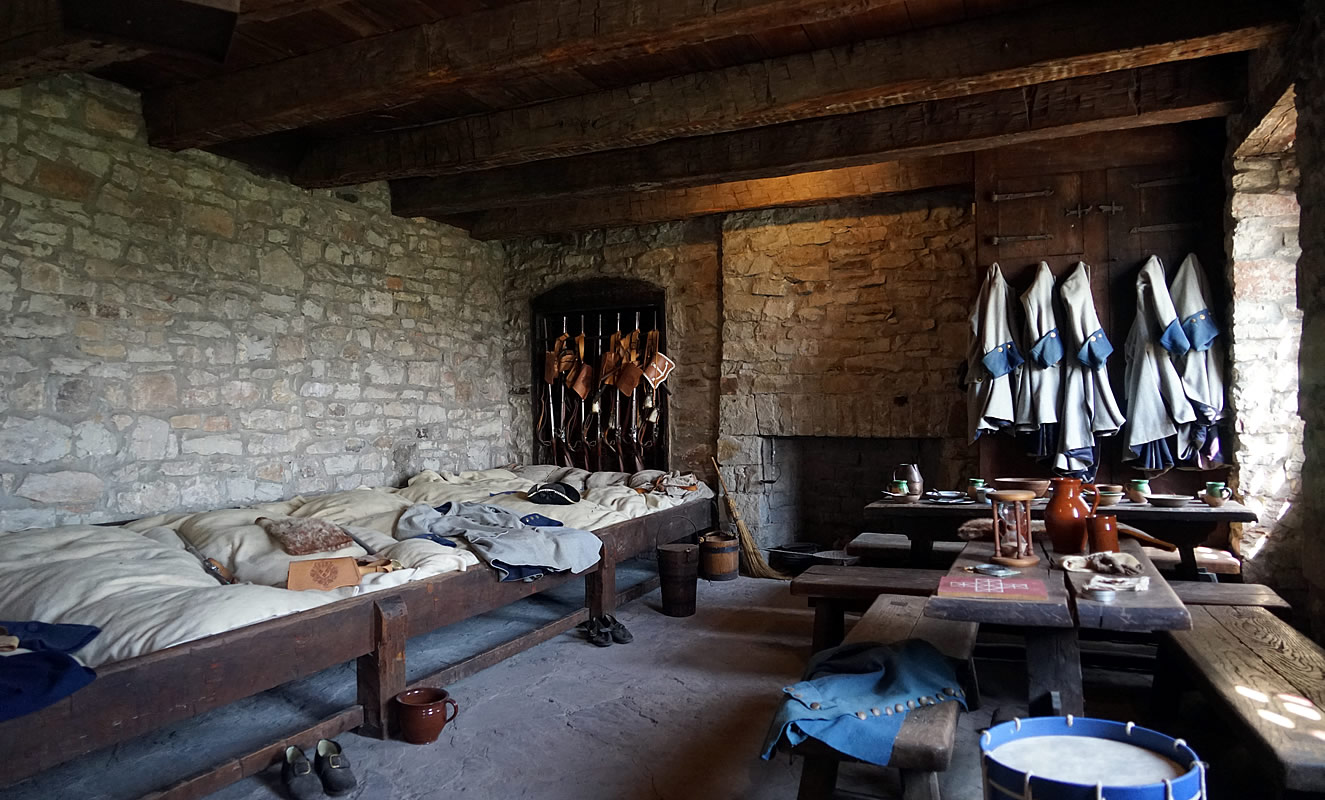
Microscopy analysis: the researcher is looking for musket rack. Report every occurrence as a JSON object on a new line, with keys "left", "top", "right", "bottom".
{"left": 530, "top": 286, "right": 669, "bottom": 473}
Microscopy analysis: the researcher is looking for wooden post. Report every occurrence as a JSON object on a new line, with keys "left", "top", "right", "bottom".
{"left": 355, "top": 595, "right": 408, "bottom": 739}
{"left": 1025, "top": 627, "right": 1084, "bottom": 716}
{"left": 586, "top": 559, "right": 616, "bottom": 618}
{"left": 811, "top": 599, "right": 846, "bottom": 652}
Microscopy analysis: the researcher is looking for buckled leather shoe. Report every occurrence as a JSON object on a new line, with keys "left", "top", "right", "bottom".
{"left": 581, "top": 617, "right": 613, "bottom": 647}
{"left": 599, "top": 614, "right": 633, "bottom": 644}
{"left": 314, "top": 738, "right": 358, "bottom": 796}
{"left": 281, "top": 746, "right": 321, "bottom": 800}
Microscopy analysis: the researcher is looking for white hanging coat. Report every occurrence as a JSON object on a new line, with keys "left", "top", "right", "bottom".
{"left": 1055, "top": 263, "right": 1126, "bottom": 473}
{"left": 1122, "top": 256, "right": 1197, "bottom": 473}
{"left": 1170, "top": 253, "right": 1227, "bottom": 467}
{"left": 967, "top": 264, "right": 1023, "bottom": 442}
{"left": 1014, "top": 263, "right": 1062, "bottom": 456}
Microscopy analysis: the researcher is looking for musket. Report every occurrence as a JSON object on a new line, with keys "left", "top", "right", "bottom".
{"left": 605, "top": 312, "right": 623, "bottom": 471}
{"left": 573, "top": 314, "right": 588, "bottom": 464}
{"left": 538, "top": 318, "right": 557, "bottom": 465}
{"left": 641, "top": 310, "right": 661, "bottom": 448}
{"left": 626, "top": 311, "right": 644, "bottom": 472}
{"left": 585, "top": 314, "right": 604, "bottom": 469}
{"left": 555, "top": 317, "right": 570, "bottom": 466}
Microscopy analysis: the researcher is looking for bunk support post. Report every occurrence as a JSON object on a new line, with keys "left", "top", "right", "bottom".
{"left": 355, "top": 595, "right": 409, "bottom": 740}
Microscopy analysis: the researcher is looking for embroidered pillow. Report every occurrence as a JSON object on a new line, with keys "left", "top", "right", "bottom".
{"left": 256, "top": 516, "right": 354, "bottom": 556}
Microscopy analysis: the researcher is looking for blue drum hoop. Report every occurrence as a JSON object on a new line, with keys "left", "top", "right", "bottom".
{"left": 980, "top": 716, "right": 1206, "bottom": 800}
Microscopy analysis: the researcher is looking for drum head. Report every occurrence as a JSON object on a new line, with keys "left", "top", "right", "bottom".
{"left": 990, "top": 735, "right": 1186, "bottom": 786}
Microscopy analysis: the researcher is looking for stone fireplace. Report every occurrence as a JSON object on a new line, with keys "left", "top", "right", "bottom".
{"left": 715, "top": 191, "right": 979, "bottom": 548}
{"left": 744, "top": 436, "right": 949, "bottom": 549}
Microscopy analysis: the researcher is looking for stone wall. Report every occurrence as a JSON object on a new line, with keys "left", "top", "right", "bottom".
{"left": 503, "top": 221, "right": 723, "bottom": 474}
{"left": 716, "top": 192, "right": 977, "bottom": 547}
{"left": 1225, "top": 154, "right": 1306, "bottom": 603}
{"left": 0, "top": 75, "right": 511, "bottom": 530}
{"left": 1295, "top": 0, "right": 1325, "bottom": 637}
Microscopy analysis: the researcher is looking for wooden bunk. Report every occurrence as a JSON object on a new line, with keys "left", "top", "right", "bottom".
{"left": 0, "top": 498, "right": 715, "bottom": 799}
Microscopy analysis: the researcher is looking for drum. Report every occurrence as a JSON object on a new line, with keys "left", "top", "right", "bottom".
{"left": 982, "top": 716, "right": 1205, "bottom": 800}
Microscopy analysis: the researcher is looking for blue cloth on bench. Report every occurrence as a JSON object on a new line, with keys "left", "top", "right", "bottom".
{"left": 761, "top": 639, "right": 965, "bottom": 766}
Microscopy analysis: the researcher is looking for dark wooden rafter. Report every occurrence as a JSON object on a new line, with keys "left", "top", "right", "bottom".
{"left": 1232, "top": 37, "right": 1299, "bottom": 157}
{"left": 239, "top": 0, "right": 352, "bottom": 23}
{"left": 447, "top": 124, "right": 1217, "bottom": 238}
{"left": 0, "top": 0, "right": 238, "bottom": 89}
{"left": 455, "top": 155, "right": 974, "bottom": 239}
{"left": 394, "top": 57, "right": 1242, "bottom": 217}
{"left": 145, "top": 0, "right": 933, "bottom": 150}
{"left": 295, "top": 0, "right": 1288, "bottom": 187}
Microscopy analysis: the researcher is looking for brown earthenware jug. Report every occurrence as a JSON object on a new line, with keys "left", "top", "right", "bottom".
{"left": 1045, "top": 477, "right": 1098, "bottom": 555}
{"left": 395, "top": 687, "right": 460, "bottom": 745}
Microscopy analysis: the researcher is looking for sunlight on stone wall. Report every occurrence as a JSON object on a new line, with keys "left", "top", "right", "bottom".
{"left": 1226, "top": 154, "right": 1305, "bottom": 604}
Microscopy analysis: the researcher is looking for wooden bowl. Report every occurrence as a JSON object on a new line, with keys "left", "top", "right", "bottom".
{"left": 1093, "top": 492, "right": 1124, "bottom": 507}
{"left": 1146, "top": 493, "right": 1194, "bottom": 508}
{"left": 993, "top": 478, "right": 1051, "bottom": 498}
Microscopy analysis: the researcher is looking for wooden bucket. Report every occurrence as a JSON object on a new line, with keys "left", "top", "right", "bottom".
{"left": 700, "top": 534, "right": 739, "bottom": 581}
{"left": 656, "top": 543, "right": 699, "bottom": 617}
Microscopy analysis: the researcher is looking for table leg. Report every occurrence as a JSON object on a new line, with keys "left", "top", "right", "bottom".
{"left": 908, "top": 534, "right": 935, "bottom": 569}
{"left": 1025, "top": 627, "right": 1084, "bottom": 716}
{"left": 1176, "top": 544, "right": 1200, "bottom": 581}
{"left": 812, "top": 599, "right": 845, "bottom": 652}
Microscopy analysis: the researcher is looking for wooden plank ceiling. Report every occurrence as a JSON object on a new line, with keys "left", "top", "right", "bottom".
{"left": 1, "top": 0, "right": 1295, "bottom": 238}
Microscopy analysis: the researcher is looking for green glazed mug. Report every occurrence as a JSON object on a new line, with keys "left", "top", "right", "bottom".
{"left": 890, "top": 479, "right": 909, "bottom": 494}
{"left": 1126, "top": 479, "right": 1151, "bottom": 503}
{"left": 1205, "top": 482, "right": 1233, "bottom": 500}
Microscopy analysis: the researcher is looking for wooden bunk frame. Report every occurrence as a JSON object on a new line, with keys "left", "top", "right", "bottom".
{"left": 1, "top": 498, "right": 715, "bottom": 799}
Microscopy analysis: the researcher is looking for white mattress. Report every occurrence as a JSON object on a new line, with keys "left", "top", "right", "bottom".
{"left": 0, "top": 467, "right": 710, "bottom": 667}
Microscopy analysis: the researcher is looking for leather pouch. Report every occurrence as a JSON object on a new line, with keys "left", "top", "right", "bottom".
{"left": 287, "top": 557, "right": 397, "bottom": 592}
{"left": 569, "top": 363, "right": 595, "bottom": 399}
{"left": 616, "top": 362, "right": 644, "bottom": 395}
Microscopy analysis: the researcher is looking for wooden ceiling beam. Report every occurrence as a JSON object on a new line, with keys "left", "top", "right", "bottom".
{"left": 296, "top": 0, "right": 1287, "bottom": 187}
{"left": 145, "top": 0, "right": 919, "bottom": 150}
{"left": 393, "top": 58, "right": 1242, "bottom": 217}
{"left": 0, "top": 0, "right": 238, "bottom": 89}
{"left": 458, "top": 154, "right": 975, "bottom": 239}
{"left": 239, "top": 0, "right": 352, "bottom": 23}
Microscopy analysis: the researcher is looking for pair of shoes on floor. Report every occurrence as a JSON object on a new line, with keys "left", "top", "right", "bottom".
{"left": 282, "top": 739, "right": 357, "bottom": 799}
{"left": 583, "top": 614, "right": 633, "bottom": 647}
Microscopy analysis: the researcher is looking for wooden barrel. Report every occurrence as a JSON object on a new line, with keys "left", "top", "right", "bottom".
{"left": 700, "top": 534, "right": 739, "bottom": 581}
{"left": 656, "top": 543, "right": 699, "bottom": 617}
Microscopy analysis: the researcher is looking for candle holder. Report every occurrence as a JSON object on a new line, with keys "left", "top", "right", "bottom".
{"left": 989, "top": 489, "right": 1039, "bottom": 567}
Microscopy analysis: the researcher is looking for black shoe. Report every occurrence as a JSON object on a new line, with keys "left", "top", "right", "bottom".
{"left": 314, "top": 738, "right": 358, "bottom": 797}
{"left": 281, "top": 746, "right": 321, "bottom": 800}
{"left": 582, "top": 617, "right": 613, "bottom": 647}
{"left": 599, "top": 614, "right": 633, "bottom": 644}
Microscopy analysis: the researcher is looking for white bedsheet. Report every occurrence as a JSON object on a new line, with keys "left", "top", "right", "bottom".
{"left": 0, "top": 466, "right": 708, "bottom": 668}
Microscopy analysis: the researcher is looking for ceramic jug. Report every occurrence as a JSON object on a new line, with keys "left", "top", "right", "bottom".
{"left": 1045, "top": 477, "right": 1098, "bottom": 555}
{"left": 894, "top": 464, "right": 923, "bottom": 496}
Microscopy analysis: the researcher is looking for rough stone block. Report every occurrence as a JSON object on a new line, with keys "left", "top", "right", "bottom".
{"left": 17, "top": 471, "right": 104, "bottom": 505}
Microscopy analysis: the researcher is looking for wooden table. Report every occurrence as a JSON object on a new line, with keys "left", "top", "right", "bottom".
{"left": 863, "top": 497, "right": 1257, "bottom": 579}
{"left": 925, "top": 536, "right": 1191, "bottom": 716}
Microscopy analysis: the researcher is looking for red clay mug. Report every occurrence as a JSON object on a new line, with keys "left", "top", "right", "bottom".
{"left": 395, "top": 687, "right": 460, "bottom": 744}
{"left": 1087, "top": 513, "right": 1119, "bottom": 553}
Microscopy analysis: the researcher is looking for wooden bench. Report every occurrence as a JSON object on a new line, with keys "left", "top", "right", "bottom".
{"left": 1171, "top": 581, "right": 1292, "bottom": 619}
{"left": 794, "top": 594, "right": 978, "bottom": 800}
{"left": 1145, "top": 544, "right": 1242, "bottom": 576}
{"left": 790, "top": 566, "right": 947, "bottom": 651}
{"left": 1158, "top": 605, "right": 1325, "bottom": 797}
{"left": 846, "top": 533, "right": 966, "bottom": 568}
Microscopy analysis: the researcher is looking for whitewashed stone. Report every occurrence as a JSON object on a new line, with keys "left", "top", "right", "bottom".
{"left": 0, "top": 417, "right": 73, "bottom": 464}
{"left": 17, "top": 471, "right": 104, "bottom": 504}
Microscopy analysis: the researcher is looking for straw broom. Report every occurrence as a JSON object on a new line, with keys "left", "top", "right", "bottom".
{"left": 712, "top": 458, "right": 787, "bottom": 580}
